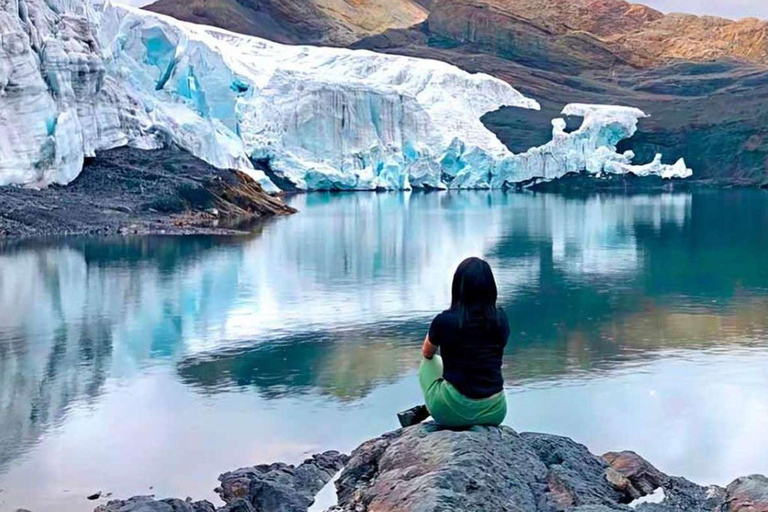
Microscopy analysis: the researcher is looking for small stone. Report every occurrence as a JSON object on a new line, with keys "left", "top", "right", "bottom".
{"left": 87, "top": 492, "right": 102, "bottom": 500}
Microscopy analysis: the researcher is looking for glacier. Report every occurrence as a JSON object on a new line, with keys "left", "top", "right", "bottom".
{"left": 0, "top": 0, "right": 691, "bottom": 191}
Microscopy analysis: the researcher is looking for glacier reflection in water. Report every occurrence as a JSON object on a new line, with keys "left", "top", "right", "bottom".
{"left": 1, "top": 191, "right": 768, "bottom": 511}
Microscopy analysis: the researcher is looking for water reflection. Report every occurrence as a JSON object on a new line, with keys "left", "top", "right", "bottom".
{"left": 0, "top": 236, "right": 258, "bottom": 472}
{"left": 1, "top": 191, "right": 768, "bottom": 511}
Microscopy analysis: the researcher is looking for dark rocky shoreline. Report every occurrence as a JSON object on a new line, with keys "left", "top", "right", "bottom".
{"left": 93, "top": 424, "right": 768, "bottom": 512}
{"left": 0, "top": 147, "right": 295, "bottom": 240}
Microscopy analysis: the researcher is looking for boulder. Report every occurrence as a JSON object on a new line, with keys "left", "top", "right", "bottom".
{"left": 331, "top": 424, "right": 630, "bottom": 512}
{"left": 722, "top": 475, "right": 768, "bottom": 512}
{"left": 216, "top": 451, "right": 348, "bottom": 512}
{"left": 95, "top": 496, "right": 216, "bottom": 512}
{"left": 602, "top": 451, "right": 667, "bottom": 499}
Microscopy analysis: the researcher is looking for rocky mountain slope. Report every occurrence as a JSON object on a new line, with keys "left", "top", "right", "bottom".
{"left": 93, "top": 424, "right": 768, "bottom": 512}
{"left": 424, "top": 0, "right": 768, "bottom": 68}
{"left": 147, "top": 0, "right": 768, "bottom": 186}
{"left": 145, "top": 0, "right": 428, "bottom": 45}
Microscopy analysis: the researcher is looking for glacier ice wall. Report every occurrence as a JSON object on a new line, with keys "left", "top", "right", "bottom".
{"left": 0, "top": 0, "right": 691, "bottom": 191}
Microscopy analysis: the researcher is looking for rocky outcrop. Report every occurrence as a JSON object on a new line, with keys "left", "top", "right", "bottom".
{"left": 90, "top": 426, "right": 768, "bottom": 512}
{"left": 329, "top": 424, "right": 768, "bottom": 512}
{"left": 602, "top": 451, "right": 666, "bottom": 500}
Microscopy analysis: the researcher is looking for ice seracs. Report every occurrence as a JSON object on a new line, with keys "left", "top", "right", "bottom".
{"left": 486, "top": 104, "right": 693, "bottom": 189}
{"left": 0, "top": 0, "right": 692, "bottom": 191}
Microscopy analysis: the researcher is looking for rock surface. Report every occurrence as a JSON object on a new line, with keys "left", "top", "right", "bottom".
{"left": 329, "top": 424, "right": 768, "bottom": 512}
{"left": 0, "top": 146, "right": 294, "bottom": 239}
{"left": 216, "top": 451, "right": 349, "bottom": 512}
{"left": 88, "top": 426, "right": 768, "bottom": 512}
{"left": 95, "top": 496, "right": 216, "bottom": 512}
{"left": 424, "top": 0, "right": 768, "bottom": 68}
{"left": 95, "top": 452, "right": 348, "bottom": 512}
{"left": 722, "top": 475, "right": 768, "bottom": 512}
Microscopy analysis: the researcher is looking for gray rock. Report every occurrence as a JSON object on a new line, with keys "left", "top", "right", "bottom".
{"left": 332, "top": 424, "right": 631, "bottom": 512}
{"left": 216, "top": 499, "right": 256, "bottom": 512}
{"left": 330, "top": 423, "right": 766, "bottom": 512}
{"left": 521, "top": 432, "right": 626, "bottom": 509}
{"left": 216, "top": 451, "right": 348, "bottom": 512}
{"left": 94, "top": 496, "right": 216, "bottom": 512}
{"left": 635, "top": 477, "right": 725, "bottom": 512}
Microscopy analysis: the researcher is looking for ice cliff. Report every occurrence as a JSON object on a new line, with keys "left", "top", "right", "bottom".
{"left": 0, "top": 0, "right": 692, "bottom": 191}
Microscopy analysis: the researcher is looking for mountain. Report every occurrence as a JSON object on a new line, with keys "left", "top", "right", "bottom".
{"left": 147, "top": 0, "right": 768, "bottom": 185}
{"left": 144, "top": 0, "right": 429, "bottom": 45}
{"left": 425, "top": 0, "right": 768, "bottom": 68}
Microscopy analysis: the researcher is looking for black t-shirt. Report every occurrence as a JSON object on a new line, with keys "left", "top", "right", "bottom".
{"left": 428, "top": 308, "right": 510, "bottom": 399}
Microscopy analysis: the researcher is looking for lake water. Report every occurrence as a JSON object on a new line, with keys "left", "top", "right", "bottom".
{"left": 2, "top": 190, "right": 768, "bottom": 511}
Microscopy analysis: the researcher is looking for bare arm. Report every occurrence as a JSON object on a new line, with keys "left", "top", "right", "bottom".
{"left": 421, "top": 334, "right": 438, "bottom": 360}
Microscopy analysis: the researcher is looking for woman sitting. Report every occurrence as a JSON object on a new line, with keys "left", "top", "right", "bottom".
{"left": 418, "top": 257, "right": 509, "bottom": 428}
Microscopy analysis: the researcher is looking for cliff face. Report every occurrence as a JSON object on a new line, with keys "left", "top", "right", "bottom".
{"left": 145, "top": 0, "right": 428, "bottom": 45}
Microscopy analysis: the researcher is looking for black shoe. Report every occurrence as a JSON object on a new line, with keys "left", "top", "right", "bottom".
{"left": 397, "top": 405, "right": 430, "bottom": 428}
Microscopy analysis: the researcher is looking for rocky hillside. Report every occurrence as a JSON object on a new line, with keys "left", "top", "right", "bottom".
{"left": 425, "top": 0, "right": 768, "bottom": 68}
{"left": 145, "top": 0, "right": 427, "bottom": 45}
{"left": 93, "top": 424, "right": 768, "bottom": 512}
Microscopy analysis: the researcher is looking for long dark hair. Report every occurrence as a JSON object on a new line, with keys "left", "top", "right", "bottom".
{"left": 450, "top": 257, "right": 499, "bottom": 327}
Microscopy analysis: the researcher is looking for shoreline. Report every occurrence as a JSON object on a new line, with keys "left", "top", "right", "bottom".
{"left": 0, "top": 147, "right": 295, "bottom": 242}
{"left": 2, "top": 147, "right": 765, "bottom": 244}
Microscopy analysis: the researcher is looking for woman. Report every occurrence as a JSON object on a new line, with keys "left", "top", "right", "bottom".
{"left": 419, "top": 257, "right": 509, "bottom": 427}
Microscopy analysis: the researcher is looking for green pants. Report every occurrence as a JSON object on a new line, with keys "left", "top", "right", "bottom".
{"left": 419, "top": 356, "right": 507, "bottom": 428}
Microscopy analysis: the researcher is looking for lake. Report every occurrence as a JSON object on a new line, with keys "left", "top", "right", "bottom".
{"left": 1, "top": 190, "right": 768, "bottom": 511}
